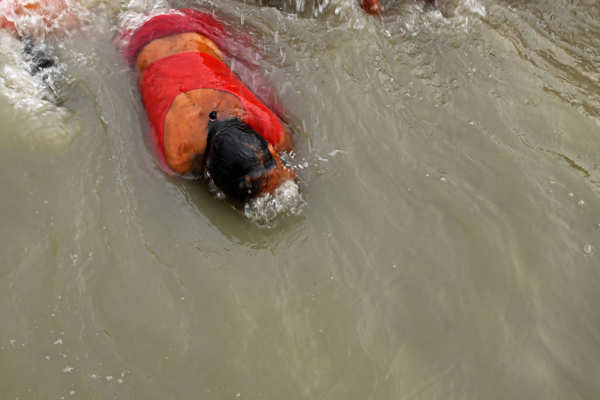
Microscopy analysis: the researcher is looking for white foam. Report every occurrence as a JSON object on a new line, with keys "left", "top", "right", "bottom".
{"left": 0, "top": 0, "right": 89, "bottom": 39}
{"left": 460, "top": 0, "right": 486, "bottom": 18}
{"left": 243, "top": 179, "right": 305, "bottom": 226}
{"left": 117, "top": 1, "right": 181, "bottom": 52}
{"left": 0, "top": 32, "right": 78, "bottom": 145}
{"left": 438, "top": 0, "right": 487, "bottom": 23}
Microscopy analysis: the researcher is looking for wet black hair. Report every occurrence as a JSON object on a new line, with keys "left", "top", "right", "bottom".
{"left": 203, "top": 117, "right": 276, "bottom": 202}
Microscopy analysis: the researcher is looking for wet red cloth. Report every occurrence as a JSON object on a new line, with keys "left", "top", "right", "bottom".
{"left": 140, "top": 52, "right": 284, "bottom": 161}
{"left": 126, "top": 9, "right": 283, "bottom": 166}
{"left": 124, "top": 9, "right": 228, "bottom": 66}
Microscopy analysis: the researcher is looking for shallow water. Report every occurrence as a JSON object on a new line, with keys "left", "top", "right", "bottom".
{"left": 1, "top": 0, "right": 600, "bottom": 398}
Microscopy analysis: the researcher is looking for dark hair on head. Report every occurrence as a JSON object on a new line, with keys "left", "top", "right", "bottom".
{"left": 204, "top": 118, "right": 276, "bottom": 202}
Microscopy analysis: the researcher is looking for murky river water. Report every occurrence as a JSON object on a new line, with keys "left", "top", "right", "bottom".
{"left": 1, "top": 0, "right": 599, "bottom": 398}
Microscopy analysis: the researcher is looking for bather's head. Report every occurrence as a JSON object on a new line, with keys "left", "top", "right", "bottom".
{"left": 201, "top": 117, "right": 296, "bottom": 203}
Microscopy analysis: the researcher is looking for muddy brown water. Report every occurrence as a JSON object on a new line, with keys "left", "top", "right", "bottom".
{"left": 1, "top": 0, "right": 599, "bottom": 398}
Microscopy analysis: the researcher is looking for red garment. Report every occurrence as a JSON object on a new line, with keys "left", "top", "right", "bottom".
{"left": 126, "top": 9, "right": 284, "bottom": 167}
{"left": 124, "top": 9, "right": 228, "bottom": 66}
{"left": 140, "top": 52, "right": 284, "bottom": 161}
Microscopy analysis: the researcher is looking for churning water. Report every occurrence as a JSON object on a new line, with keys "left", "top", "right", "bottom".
{"left": 1, "top": 0, "right": 599, "bottom": 399}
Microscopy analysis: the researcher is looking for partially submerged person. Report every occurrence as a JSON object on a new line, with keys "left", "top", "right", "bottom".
{"left": 123, "top": 9, "right": 296, "bottom": 203}
{"left": 1, "top": 1, "right": 297, "bottom": 204}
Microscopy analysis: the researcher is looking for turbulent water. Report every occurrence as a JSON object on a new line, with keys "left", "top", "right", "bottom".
{"left": 1, "top": 0, "right": 599, "bottom": 398}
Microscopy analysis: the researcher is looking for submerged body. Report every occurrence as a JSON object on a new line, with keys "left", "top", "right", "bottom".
{"left": 127, "top": 10, "right": 292, "bottom": 169}
{"left": 126, "top": 10, "right": 296, "bottom": 201}
{"left": 1, "top": 2, "right": 296, "bottom": 202}
{"left": 2, "top": 0, "right": 600, "bottom": 398}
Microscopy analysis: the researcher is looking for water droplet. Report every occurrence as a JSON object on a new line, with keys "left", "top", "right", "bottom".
{"left": 584, "top": 244, "right": 593, "bottom": 254}
{"left": 578, "top": 200, "right": 585, "bottom": 206}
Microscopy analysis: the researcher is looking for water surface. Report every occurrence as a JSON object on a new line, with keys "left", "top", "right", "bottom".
{"left": 1, "top": 0, "right": 599, "bottom": 398}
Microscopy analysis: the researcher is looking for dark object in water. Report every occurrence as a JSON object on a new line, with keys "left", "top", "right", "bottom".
{"left": 29, "top": 50, "right": 55, "bottom": 74}
{"left": 23, "top": 38, "right": 56, "bottom": 75}
{"left": 203, "top": 117, "right": 276, "bottom": 202}
{"left": 22, "top": 38, "right": 61, "bottom": 103}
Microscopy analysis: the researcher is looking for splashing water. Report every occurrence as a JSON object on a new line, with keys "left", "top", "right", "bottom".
{"left": 0, "top": 0, "right": 89, "bottom": 39}
{"left": 117, "top": 1, "right": 180, "bottom": 51}
{"left": 243, "top": 179, "right": 305, "bottom": 227}
{"left": 202, "top": 167, "right": 304, "bottom": 225}
{"left": 434, "top": 0, "right": 486, "bottom": 20}
{"left": 0, "top": 32, "right": 78, "bottom": 145}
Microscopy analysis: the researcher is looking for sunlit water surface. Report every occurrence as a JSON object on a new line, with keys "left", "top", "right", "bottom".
{"left": 1, "top": 0, "right": 599, "bottom": 398}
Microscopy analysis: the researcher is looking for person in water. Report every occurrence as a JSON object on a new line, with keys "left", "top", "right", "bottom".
{"left": 123, "top": 9, "right": 296, "bottom": 202}
{"left": 1, "top": 1, "right": 296, "bottom": 203}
